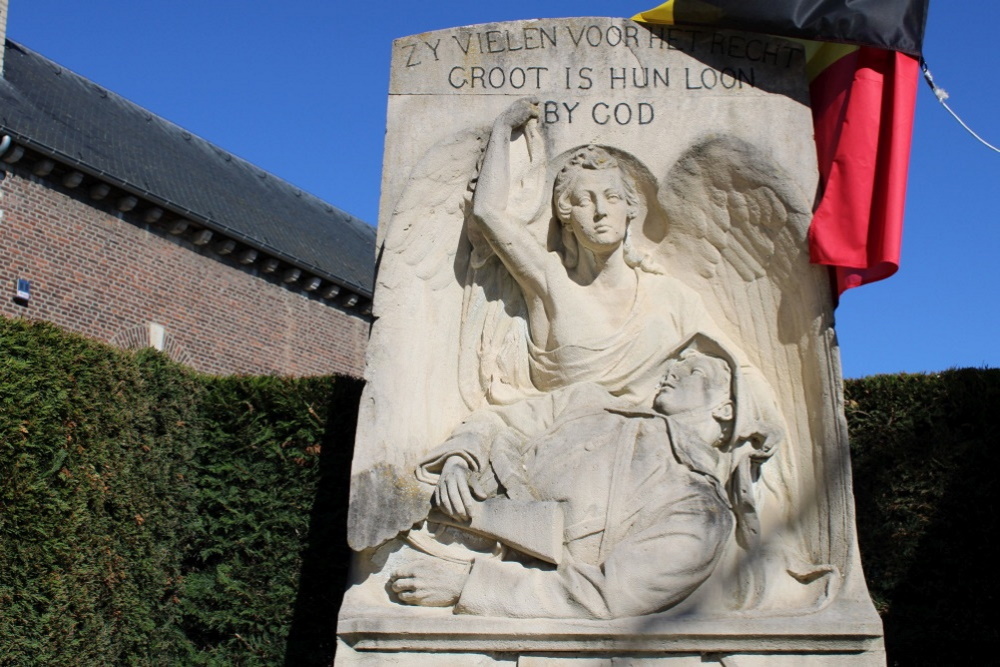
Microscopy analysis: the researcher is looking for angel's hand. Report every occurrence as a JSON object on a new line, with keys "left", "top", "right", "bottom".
{"left": 499, "top": 97, "right": 540, "bottom": 131}
{"left": 433, "top": 456, "right": 475, "bottom": 521}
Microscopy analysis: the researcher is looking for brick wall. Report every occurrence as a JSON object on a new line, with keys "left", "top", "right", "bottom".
{"left": 0, "top": 168, "right": 370, "bottom": 377}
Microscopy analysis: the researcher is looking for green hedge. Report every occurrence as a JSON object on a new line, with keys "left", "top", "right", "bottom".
{"left": 846, "top": 368, "right": 999, "bottom": 665}
{"left": 0, "top": 318, "right": 360, "bottom": 665}
{"left": 2, "top": 317, "right": 997, "bottom": 665}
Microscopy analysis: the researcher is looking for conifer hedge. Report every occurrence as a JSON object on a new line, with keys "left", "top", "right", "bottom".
{"left": 1, "top": 318, "right": 359, "bottom": 665}
{"left": 846, "top": 368, "right": 999, "bottom": 665}
{"left": 1, "top": 317, "right": 997, "bottom": 665}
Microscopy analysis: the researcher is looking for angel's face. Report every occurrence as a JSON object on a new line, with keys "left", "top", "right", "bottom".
{"left": 564, "top": 169, "right": 630, "bottom": 253}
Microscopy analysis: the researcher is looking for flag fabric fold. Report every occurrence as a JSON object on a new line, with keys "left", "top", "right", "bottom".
{"left": 808, "top": 46, "right": 919, "bottom": 292}
{"left": 634, "top": 1, "right": 928, "bottom": 295}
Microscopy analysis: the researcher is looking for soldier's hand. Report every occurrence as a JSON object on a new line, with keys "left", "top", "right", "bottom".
{"left": 390, "top": 556, "right": 471, "bottom": 607}
{"left": 433, "top": 455, "right": 475, "bottom": 521}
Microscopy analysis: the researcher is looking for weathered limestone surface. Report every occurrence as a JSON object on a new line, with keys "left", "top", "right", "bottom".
{"left": 338, "top": 17, "right": 883, "bottom": 665}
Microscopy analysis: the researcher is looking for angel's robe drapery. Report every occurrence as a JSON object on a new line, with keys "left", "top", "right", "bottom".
{"left": 525, "top": 269, "right": 712, "bottom": 403}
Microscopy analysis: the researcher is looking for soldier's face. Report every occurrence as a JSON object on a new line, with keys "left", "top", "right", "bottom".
{"left": 654, "top": 355, "right": 730, "bottom": 416}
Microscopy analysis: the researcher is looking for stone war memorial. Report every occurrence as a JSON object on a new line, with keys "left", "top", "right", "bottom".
{"left": 337, "top": 17, "right": 884, "bottom": 665}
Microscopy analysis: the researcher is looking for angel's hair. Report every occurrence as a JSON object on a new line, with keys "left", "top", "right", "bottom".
{"left": 552, "top": 146, "right": 659, "bottom": 272}
{"left": 552, "top": 146, "right": 639, "bottom": 223}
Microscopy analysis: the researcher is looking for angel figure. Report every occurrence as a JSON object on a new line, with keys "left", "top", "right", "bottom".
{"left": 431, "top": 99, "right": 759, "bottom": 527}
{"left": 469, "top": 98, "right": 715, "bottom": 404}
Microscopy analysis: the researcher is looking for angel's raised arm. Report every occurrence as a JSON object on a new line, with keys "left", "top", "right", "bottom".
{"left": 472, "top": 99, "right": 550, "bottom": 297}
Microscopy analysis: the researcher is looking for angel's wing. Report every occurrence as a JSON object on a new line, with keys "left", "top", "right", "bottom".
{"left": 458, "top": 253, "right": 535, "bottom": 409}
{"left": 660, "top": 137, "right": 851, "bottom": 612}
{"left": 459, "top": 118, "right": 548, "bottom": 410}
{"left": 348, "top": 123, "right": 547, "bottom": 549}
{"left": 349, "top": 128, "right": 488, "bottom": 550}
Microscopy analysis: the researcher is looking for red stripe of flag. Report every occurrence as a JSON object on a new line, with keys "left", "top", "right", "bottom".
{"left": 807, "top": 48, "right": 920, "bottom": 295}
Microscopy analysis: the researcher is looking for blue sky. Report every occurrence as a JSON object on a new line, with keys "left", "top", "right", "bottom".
{"left": 7, "top": 1, "right": 997, "bottom": 379}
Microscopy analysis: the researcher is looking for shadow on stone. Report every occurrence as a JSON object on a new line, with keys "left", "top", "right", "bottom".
{"left": 283, "top": 377, "right": 364, "bottom": 667}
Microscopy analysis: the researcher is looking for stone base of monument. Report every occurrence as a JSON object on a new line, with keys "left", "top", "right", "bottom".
{"left": 337, "top": 597, "right": 884, "bottom": 665}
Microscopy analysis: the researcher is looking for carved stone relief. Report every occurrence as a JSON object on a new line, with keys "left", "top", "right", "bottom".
{"left": 338, "top": 17, "right": 883, "bottom": 666}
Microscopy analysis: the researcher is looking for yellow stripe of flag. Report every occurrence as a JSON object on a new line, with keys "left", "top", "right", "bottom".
{"left": 797, "top": 41, "right": 859, "bottom": 80}
{"left": 632, "top": 1, "right": 675, "bottom": 25}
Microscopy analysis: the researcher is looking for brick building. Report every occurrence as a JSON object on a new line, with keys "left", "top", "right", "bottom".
{"left": 0, "top": 26, "right": 374, "bottom": 376}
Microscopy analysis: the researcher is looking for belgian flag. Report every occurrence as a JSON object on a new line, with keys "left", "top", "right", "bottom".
{"left": 634, "top": 1, "right": 930, "bottom": 295}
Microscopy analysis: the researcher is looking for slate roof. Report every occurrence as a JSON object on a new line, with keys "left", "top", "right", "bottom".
{"left": 0, "top": 40, "right": 374, "bottom": 298}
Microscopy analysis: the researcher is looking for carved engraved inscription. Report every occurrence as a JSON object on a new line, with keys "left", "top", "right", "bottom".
{"left": 396, "top": 21, "right": 805, "bottom": 129}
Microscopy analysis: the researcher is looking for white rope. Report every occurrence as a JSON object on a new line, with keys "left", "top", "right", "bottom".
{"left": 921, "top": 59, "right": 1000, "bottom": 154}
